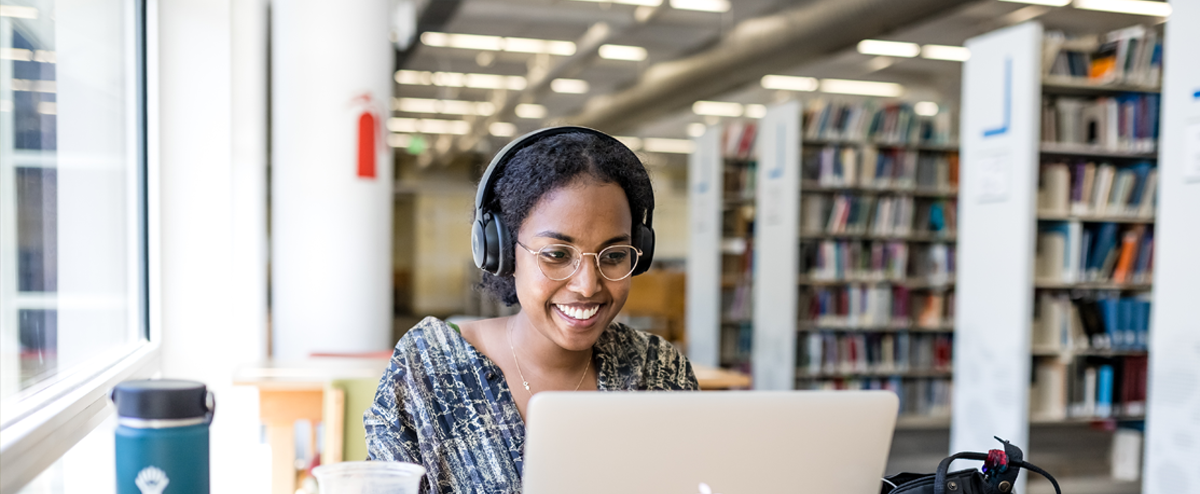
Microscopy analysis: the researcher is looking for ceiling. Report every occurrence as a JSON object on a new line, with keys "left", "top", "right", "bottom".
{"left": 392, "top": 0, "right": 1166, "bottom": 163}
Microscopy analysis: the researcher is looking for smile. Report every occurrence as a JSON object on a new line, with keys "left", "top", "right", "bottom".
{"left": 554, "top": 303, "right": 601, "bottom": 321}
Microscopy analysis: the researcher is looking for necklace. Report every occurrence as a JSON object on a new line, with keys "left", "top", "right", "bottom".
{"left": 506, "top": 320, "right": 592, "bottom": 395}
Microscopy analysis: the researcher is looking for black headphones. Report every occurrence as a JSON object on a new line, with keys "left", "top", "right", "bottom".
{"left": 471, "top": 126, "right": 656, "bottom": 278}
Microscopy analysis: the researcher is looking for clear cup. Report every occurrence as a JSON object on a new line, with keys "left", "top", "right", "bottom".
{"left": 312, "top": 461, "right": 426, "bottom": 494}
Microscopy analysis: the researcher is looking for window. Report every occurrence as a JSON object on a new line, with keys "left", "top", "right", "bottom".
{"left": 0, "top": 0, "right": 155, "bottom": 491}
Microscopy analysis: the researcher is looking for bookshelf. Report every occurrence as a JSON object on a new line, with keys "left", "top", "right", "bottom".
{"left": 957, "top": 20, "right": 1164, "bottom": 490}
{"left": 720, "top": 121, "right": 758, "bottom": 374}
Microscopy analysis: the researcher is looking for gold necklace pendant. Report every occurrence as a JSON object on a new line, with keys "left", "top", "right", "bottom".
{"left": 507, "top": 318, "right": 592, "bottom": 396}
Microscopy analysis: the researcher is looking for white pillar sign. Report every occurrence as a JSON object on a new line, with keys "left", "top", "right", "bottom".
{"left": 686, "top": 127, "right": 722, "bottom": 367}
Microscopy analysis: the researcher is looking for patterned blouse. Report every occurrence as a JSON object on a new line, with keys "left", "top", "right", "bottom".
{"left": 364, "top": 316, "right": 699, "bottom": 493}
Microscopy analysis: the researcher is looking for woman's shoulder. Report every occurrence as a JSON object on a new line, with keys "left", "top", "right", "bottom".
{"left": 599, "top": 322, "right": 684, "bottom": 363}
{"left": 392, "top": 316, "right": 474, "bottom": 364}
{"left": 599, "top": 322, "right": 697, "bottom": 390}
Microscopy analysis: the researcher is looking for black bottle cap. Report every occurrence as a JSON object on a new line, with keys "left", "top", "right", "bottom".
{"left": 112, "top": 379, "right": 209, "bottom": 420}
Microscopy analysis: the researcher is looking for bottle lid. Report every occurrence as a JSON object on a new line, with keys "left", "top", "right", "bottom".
{"left": 112, "top": 379, "right": 210, "bottom": 420}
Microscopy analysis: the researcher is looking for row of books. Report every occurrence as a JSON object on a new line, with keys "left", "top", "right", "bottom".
{"left": 1034, "top": 293, "right": 1152, "bottom": 351}
{"left": 800, "top": 378, "right": 952, "bottom": 418}
{"left": 1040, "top": 94, "right": 1159, "bottom": 152}
{"left": 801, "top": 286, "right": 953, "bottom": 329}
{"left": 1035, "top": 222, "right": 1153, "bottom": 285}
{"left": 721, "top": 121, "right": 757, "bottom": 161}
{"left": 803, "top": 100, "right": 953, "bottom": 145}
{"left": 799, "top": 332, "right": 953, "bottom": 375}
{"left": 800, "top": 241, "right": 955, "bottom": 284}
{"left": 1044, "top": 25, "right": 1162, "bottom": 87}
{"left": 722, "top": 244, "right": 754, "bottom": 323}
{"left": 719, "top": 323, "right": 753, "bottom": 372}
{"left": 802, "top": 195, "right": 957, "bottom": 238}
{"left": 803, "top": 146, "right": 957, "bottom": 191}
{"left": 1031, "top": 356, "right": 1148, "bottom": 421}
{"left": 1038, "top": 161, "right": 1156, "bottom": 218}
{"left": 722, "top": 159, "right": 757, "bottom": 204}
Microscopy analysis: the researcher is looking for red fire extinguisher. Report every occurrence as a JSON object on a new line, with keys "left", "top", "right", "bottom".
{"left": 354, "top": 93, "right": 382, "bottom": 179}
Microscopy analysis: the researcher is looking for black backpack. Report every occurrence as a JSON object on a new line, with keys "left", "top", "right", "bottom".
{"left": 881, "top": 437, "right": 1061, "bottom": 494}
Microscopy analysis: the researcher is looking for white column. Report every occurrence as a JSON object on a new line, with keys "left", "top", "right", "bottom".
{"left": 1143, "top": 5, "right": 1200, "bottom": 493}
{"left": 686, "top": 127, "right": 722, "bottom": 368}
{"left": 752, "top": 101, "right": 801, "bottom": 390}
{"left": 272, "top": 0, "right": 394, "bottom": 359}
{"left": 952, "top": 22, "right": 1042, "bottom": 485}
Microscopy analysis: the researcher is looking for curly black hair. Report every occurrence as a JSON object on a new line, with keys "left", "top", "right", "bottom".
{"left": 478, "top": 131, "right": 654, "bottom": 306}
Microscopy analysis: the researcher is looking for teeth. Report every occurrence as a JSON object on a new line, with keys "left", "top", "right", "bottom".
{"left": 556, "top": 304, "right": 599, "bottom": 320}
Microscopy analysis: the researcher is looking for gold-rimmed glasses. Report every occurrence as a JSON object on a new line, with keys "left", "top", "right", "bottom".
{"left": 516, "top": 241, "right": 642, "bottom": 282}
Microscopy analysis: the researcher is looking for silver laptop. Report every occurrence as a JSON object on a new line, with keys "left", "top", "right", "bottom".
{"left": 523, "top": 391, "right": 898, "bottom": 494}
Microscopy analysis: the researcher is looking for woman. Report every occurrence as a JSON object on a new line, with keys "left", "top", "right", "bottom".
{"left": 364, "top": 128, "right": 699, "bottom": 493}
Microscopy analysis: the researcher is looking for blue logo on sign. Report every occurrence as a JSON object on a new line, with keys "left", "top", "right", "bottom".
{"left": 768, "top": 124, "right": 785, "bottom": 179}
{"left": 983, "top": 57, "right": 1012, "bottom": 138}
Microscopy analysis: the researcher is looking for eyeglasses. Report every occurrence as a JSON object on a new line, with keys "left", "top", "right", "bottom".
{"left": 516, "top": 241, "right": 642, "bottom": 282}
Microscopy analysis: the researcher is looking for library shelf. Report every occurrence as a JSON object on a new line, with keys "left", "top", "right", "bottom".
{"left": 796, "top": 277, "right": 954, "bottom": 290}
{"left": 798, "top": 322, "right": 954, "bottom": 333}
{"left": 795, "top": 369, "right": 952, "bottom": 379}
{"left": 1041, "top": 76, "right": 1160, "bottom": 96}
{"left": 801, "top": 138, "right": 959, "bottom": 153}
{"left": 1039, "top": 142, "right": 1157, "bottom": 160}
{"left": 1031, "top": 347, "right": 1149, "bottom": 358}
{"left": 798, "top": 231, "right": 957, "bottom": 243}
{"left": 895, "top": 415, "right": 952, "bottom": 430}
{"left": 799, "top": 182, "right": 958, "bottom": 198}
{"left": 1029, "top": 415, "right": 1146, "bottom": 426}
{"left": 1036, "top": 212, "right": 1155, "bottom": 224}
{"left": 1033, "top": 281, "right": 1152, "bottom": 291}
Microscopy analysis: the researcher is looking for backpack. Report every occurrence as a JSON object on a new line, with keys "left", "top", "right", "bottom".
{"left": 881, "top": 437, "right": 1061, "bottom": 494}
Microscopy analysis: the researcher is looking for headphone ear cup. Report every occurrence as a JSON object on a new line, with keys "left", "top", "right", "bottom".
{"left": 633, "top": 224, "right": 655, "bottom": 276}
{"left": 474, "top": 213, "right": 505, "bottom": 275}
{"left": 471, "top": 218, "right": 490, "bottom": 272}
{"left": 493, "top": 215, "right": 513, "bottom": 277}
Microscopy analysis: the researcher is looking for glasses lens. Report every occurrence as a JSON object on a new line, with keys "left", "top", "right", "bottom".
{"left": 536, "top": 244, "right": 579, "bottom": 281}
{"left": 597, "top": 246, "right": 639, "bottom": 281}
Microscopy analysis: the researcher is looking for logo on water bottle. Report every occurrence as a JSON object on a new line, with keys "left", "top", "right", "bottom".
{"left": 135, "top": 466, "right": 170, "bottom": 494}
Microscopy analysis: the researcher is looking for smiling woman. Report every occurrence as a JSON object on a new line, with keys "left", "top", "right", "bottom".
{"left": 364, "top": 128, "right": 698, "bottom": 493}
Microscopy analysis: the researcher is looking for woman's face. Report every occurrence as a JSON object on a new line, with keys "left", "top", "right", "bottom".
{"left": 514, "top": 178, "right": 634, "bottom": 352}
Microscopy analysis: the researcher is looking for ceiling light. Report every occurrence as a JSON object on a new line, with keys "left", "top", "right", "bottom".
{"left": 687, "top": 123, "right": 708, "bottom": 137}
{"left": 490, "top": 122, "right": 517, "bottom": 137}
{"left": 388, "top": 134, "right": 413, "bottom": 148}
{"left": 599, "top": 44, "right": 648, "bottom": 61}
{"left": 570, "top": 0, "right": 662, "bottom": 6}
{"left": 386, "top": 118, "right": 471, "bottom": 135}
{"left": 615, "top": 136, "right": 643, "bottom": 151}
{"left": 857, "top": 39, "right": 920, "bottom": 58}
{"left": 515, "top": 104, "right": 547, "bottom": 119}
{"left": 0, "top": 5, "right": 38, "bottom": 18}
{"left": 643, "top": 138, "right": 696, "bottom": 154}
{"left": 36, "top": 101, "right": 56, "bottom": 115}
{"left": 819, "top": 79, "right": 904, "bottom": 97}
{"left": 914, "top": 102, "right": 939, "bottom": 117}
{"left": 0, "top": 48, "right": 33, "bottom": 61}
{"left": 551, "top": 78, "right": 590, "bottom": 94}
{"left": 922, "top": 45, "right": 971, "bottom": 62}
{"left": 744, "top": 104, "right": 767, "bottom": 119}
{"left": 11, "top": 79, "right": 56, "bottom": 93}
{"left": 999, "top": 0, "right": 1070, "bottom": 6}
{"left": 761, "top": 75, "right": 818, "bottom": 92}
{"left": 670, "top": 0, "right": 731, "bottom": 12}
{"left": 692, "top": 100, "right": 743, "bottom": 117}
{"left": 420, "top": 32, "right": 577, "bottom": 55}
{"left": 399, "top": 70, "right": 528, "bottom": 89}
{"left": 1073, "top": 0, "right": 1170, "bottom": 16}
{"left": 392, "top": 98, "right": 495, "bottom": 116}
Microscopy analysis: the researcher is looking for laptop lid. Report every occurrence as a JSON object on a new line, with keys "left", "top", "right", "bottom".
{"left": 523, "top": 391, "right": 898, "bottom": 494}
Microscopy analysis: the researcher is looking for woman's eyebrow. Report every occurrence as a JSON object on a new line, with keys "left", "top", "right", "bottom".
{"left": 533, "top": 231, "right": 632, "bottom": 245}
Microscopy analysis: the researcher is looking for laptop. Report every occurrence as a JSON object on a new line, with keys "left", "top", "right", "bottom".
{"left": 522, "top": 391, "right": 898, "bottom": 494}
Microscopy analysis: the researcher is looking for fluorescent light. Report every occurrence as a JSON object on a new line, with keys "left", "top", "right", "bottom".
{"left": 464, "top": 73, "right": 527, "bottom": 90}
{"left": 761, "top": 74, "right": 818, "bottom": 92}
{"left": 670, "top": 0, "right": 730, "bottom": 12}
{"left": 392, "top": 98, "right": 495, "bottom": 116}
{"left": 744, "top": 104, "right": 767, "bottom": 119}
{"left": 687, "top": 123, "right": 707, "bottom": 137}
{"left": 615, "top": 136, "right": 643, "bottom": 151}
{"left": 1073, "top": 0, "right": 1170, "bottom": 16}
{"left": 921, "top": 45, "right": 971, "bottom": 62}
{"left": 420, "top": 32, "right": 577, "bottom": 55}
{"left": 36, "top": 102, "right": 56, "bottom": 115}
{"left": 388, "top": 134, "right": 413, "bottom": 148}
{"left": 819, "top": 79, "right": 903, "bottom": 97}
{"left": 692, "top": 100, "right": 743, "bottom": 117}
{"left": 490, "top": 122, "right": 517, "bottom": 137}
{"left": 515, "top": 104, "right": 547, "bottom": 119}
{"left": 0, "top": 5, "right": 38, "bottom": 18}
{"left": 10, "top": 79, "right": 56, "bottom": 93}
{"left": 598, "top": 44, "right": 648, "bottom": 61}
{"left": 571, "top": 0, "right": 662, "bottom": 6}
{"left": 33, "top": 50, "right": 55, "bottom": 63}
{"left": 551, "top": 78, "right": 590, "bottom": 94}
{"left": 386, "top": 118, "right": 471, "bottom": 135}
{"left": 643, "top": 138, "right": 696, "bottom": 154}
{"left": 857, "top": 39, "right": 920, "bottom": 58}
{"left": 914, "top": 102, "right": 939, "bottom": 117}
{"left": 999, "top": 0, "right": 1070, "bottom": 6}
{"left": 0, "top": 48, "right": 33, "bottom": 61}
{"left": 394, "top": 70, "right": 526, "bottom": 90}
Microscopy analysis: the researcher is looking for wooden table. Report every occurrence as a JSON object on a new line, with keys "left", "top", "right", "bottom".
{"left": 234, "top": 358, "right": 390, "bottom": 494}
{"left": 693, "top": 364, "right": 753, "bottom": 390}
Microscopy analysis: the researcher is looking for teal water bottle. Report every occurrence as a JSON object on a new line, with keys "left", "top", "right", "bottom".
{"left": 112, "top": 380, "right": 214, "bottom": 494}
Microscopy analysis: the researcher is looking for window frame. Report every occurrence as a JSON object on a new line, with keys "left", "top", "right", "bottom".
{"left": 0, "top": 0, "right": 160, "bottom": 491}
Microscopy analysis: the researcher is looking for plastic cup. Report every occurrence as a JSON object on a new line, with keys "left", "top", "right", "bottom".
{"left": 312, "top": 461, "right": 426, "bottom": 494}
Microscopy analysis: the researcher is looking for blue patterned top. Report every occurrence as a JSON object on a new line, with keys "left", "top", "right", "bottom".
{"left": 364, "top": 316, "right": 698, "bottom": 493}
